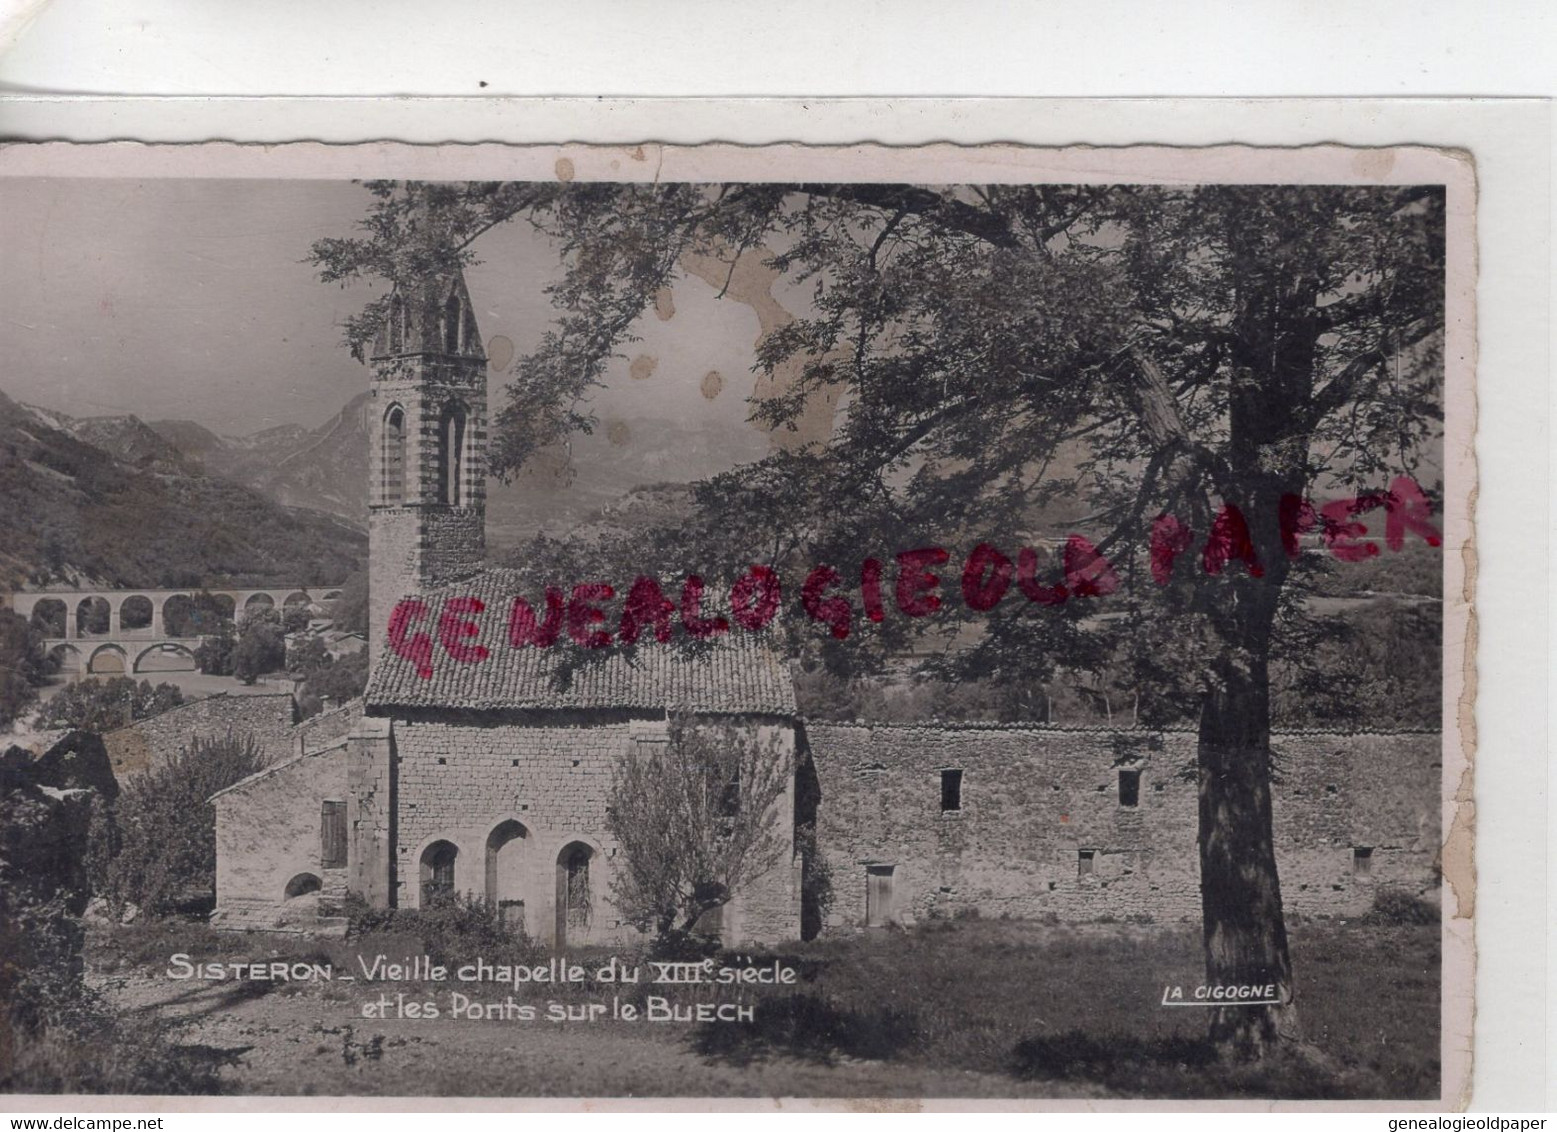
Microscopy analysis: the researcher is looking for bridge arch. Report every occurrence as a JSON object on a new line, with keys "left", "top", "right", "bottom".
{"left": 75, "top": 597, "right": 111, "bottom": 638}
{"left": 48, "top": 642, "right": 82, "bottom": 676}
{"left": 282, "top": 591, "right": 312, "bottom": 612}
{"left": 29, "top": 599, "right": 68, "bottom": 637}
{"left": 133, "top": 642, "right": 199, "bottom": 674}
{"left": 86, "top": 643, "right": 128, "bottom": 675}
{"left": 120, "top": 595, "right": 155, "bottom": 633}
{"left": 242, "top": 593, "right": 276, "bottom": 617}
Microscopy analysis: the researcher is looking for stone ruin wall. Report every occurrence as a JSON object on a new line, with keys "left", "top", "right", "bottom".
{"left": 102, "top": 692, "right": 297, "bottom": 778}
{"left": 804, "top": 723, "right": 1441, "bottom": 931}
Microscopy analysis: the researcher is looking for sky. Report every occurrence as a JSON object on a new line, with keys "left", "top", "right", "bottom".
{"left": 0, "top": 177, "right": 779, "bottom": 441}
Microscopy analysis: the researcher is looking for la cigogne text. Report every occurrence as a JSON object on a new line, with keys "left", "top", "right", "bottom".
{"left": 387, "top": 476, "right": 1442, "bottom": 680}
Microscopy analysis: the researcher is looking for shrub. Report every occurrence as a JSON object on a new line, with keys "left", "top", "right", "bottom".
{"left": 344, "top": 892, "right": 538, "bottom": 968}
{"left": 1365, "top": 887, "right": 1438, "bottom": 926}
{"left": 4, "top": 990, "right": 233, "bottom": 1094}
{"left": 100, "top": 732, "right": 267, "bottom": 916}
{"left": 0, "top": 609, "right": 49, "bottom": 727}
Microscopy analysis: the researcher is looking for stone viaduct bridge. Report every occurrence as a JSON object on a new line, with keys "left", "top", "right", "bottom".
{"left": 7, "top": 584, "right": 347, "bottom": 676}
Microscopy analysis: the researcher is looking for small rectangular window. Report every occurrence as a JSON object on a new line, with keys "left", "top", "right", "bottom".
{"left": 320, "top": 801, "right": 347, "bottom": 869}
{"left": 940, "top": 769, "right": 963, "bottom": 812}
{"left": 1352, "top": 846, "right": 1374, "bottom": 876}
{"left": 1078, "top": 849, "right": 1096, "bottom": 877}
{"left": 1118, "top": 769, "right": 1141, "bottom": 808}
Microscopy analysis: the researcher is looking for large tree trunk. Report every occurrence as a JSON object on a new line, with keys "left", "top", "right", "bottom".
{"left": 1197, "top": 631, "right": 1300, "bottom": 1060}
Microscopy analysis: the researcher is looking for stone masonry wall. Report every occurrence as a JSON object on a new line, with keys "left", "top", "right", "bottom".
{"left": 389, "top": 713, "right": 798, "bottom": 946}
{"left": 805, "top": 724, "right": 1440, "bottom": 931}
{"left": 293, "top": 698, "right": 364, "bottom": 756}
{"left": 212, "top": 741, "right": 349, "bottom": 931}
{"left": 104, "top": 692, "right": 296, "bottom": 778}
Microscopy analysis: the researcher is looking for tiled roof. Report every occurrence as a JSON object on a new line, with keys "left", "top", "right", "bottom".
{"left": 366, "top": 568, "right": 797, "bottom": 716}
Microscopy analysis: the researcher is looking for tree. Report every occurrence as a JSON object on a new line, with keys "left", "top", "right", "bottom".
{"left": 192, "top": 629, "right": 235, "bottom": 677}
{"left": 286, "top": 634, "right": 331, "bottom": 678}
{"left": 328, "top": 570, "right": 370, "bottom": 635}
{"left": 313, "top": 180, "right": 1445, "bottom": 1059}
{"left": 232, "top": 611, "right": 286, "bottom": 685}
{"left": 32, "top": 676, "right": 183, "bottom": 733}
{"left": 0, "top": 609, "right": 50, "bottom": 727}
{"left": 293, "top": 646, "right": 368, "bottom": 718}
{"left": 605, "top": 715, "right": 791, "bottom": 941}
{"left": 281, "top": 606, "right": 313, "bottom": 636}
{"left": 100, "top": 732, "right": 267, "bottom": 916}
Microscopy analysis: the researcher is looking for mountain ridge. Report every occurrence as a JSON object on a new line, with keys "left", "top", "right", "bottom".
{"left": 0, "top": 387, "right": 365, "bottom": 592}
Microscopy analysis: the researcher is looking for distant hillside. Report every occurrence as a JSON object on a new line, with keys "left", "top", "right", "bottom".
{"left": 486, "top": 416, "right": 769, "bottom": 546}
{"left": 148, "top": 392, "right": 368, "bottom": 524}
{"left": 0, "top": 388, "right": 365, "bottom": 591}
{"left": 22, "top": 404, "right": 191, "bottom": 474}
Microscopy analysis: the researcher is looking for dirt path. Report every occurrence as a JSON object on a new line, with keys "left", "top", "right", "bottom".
{"left": 99, "top": 971, "right": 1107, "bottom": 1099}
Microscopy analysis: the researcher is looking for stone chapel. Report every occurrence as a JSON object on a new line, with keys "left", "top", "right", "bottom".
{"left": 209, "top": 269, "right": 1441, "bottom": 941}
{"left": 212, "top": 269, "right": 803, "bottom": 944}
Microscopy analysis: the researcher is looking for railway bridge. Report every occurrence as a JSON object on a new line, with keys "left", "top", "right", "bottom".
{"left": 7, "top": 584, "right": 346, "bottom": 676}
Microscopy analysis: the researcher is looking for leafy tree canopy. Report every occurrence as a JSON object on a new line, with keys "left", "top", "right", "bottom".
{"left": 32, "top": 676, "right": 183, "bottom": 734}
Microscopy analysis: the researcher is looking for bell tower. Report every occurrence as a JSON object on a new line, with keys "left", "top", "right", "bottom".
{"left": 367, "top": 269, "right": 488, "bottom": 666}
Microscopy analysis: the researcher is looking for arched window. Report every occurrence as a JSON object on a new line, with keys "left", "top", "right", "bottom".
{"left": 437, "top": 402, "right": 466, "bottom": 506}
{"left": 443, "top": 289, "right": 462, "bottom": 354}
{"left": 388, "top": 294, "right": 407, "bottom": 352}
{"left": 382, "top": 405, "right": 406, "bottom": 505}
{"left": 420, "top": 840, "right": 458, "bottom": 906}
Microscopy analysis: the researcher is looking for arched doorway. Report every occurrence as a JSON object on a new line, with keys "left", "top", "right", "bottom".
{"left": 485, "top": 820, "right": 529, "bottom": 932}
{"left": 420, "top": 840, "right": 458, "bottom": 907}
{"left": 554, "top": 841, "right": 595, "bottom": 948}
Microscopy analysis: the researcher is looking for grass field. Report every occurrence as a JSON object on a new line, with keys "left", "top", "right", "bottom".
{"left": 74, "top": 911, "right": 1439, "bottom": 1100}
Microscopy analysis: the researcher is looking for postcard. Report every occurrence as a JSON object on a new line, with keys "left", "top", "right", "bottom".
{"left": 0, "top": 141, "right": 1474, "bottom": 1108}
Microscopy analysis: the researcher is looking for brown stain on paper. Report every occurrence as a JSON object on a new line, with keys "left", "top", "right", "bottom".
{"left": 1443, "top": 486, "right": 1477, "bottom": 922}
{"left": 653, "top": 286, "right": 676, "bottom": 322}
{"left": 680, "top": 242, "right": 843, "bottom": 450}
{"left": 629, "top": 354, "right": 657, "bottom": 381}
{"left": 485, "top": 334, "right": 515, "bottom": 374}
{"left": 844, "top": 1099, "right": 923, "bottom": 1114}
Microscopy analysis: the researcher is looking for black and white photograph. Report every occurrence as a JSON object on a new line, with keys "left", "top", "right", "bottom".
{"left": 0, "top": 143, "right": 1474, "bottom": 1105}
